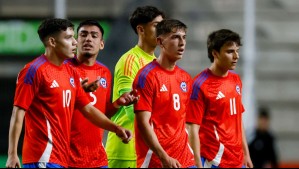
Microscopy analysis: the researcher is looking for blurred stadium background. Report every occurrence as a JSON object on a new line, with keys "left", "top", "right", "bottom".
{"left": 0, "top": 0, "right": 298, "bottom": 167}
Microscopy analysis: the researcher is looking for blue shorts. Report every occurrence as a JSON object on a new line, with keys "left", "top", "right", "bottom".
{"left": 201, "top": 157, "right": 245, "bottom": 168}
{"left": 23, "top": 162, "right": 64, "bottom": 168}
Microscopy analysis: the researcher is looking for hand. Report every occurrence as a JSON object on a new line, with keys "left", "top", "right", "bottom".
{"left": 6, "top": 154, "right": 21, "bottom": 168}
{"left": 114, "top": 89, "right": 140, "bottom": 108}
{"left": 81, "top": 78, "right": 99, "bottom": 92}
{"left": 114, "top": 125, "right": 132, "bottom": 144}
{"left": 161, "top": 155, "right": 182, "bottom": 168}
{"left": 244, "top": 155, "right": 253, "bottom": 168}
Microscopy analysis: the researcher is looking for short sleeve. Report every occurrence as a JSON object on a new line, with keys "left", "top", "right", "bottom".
{"left": 133, "top": 70, "right": 155, "bottom": 113}
{"left": 14, "top": 65, "right": 40, "bottom": 110}
{"left": 186, "top": 81, "right": 205, "bottom": 125}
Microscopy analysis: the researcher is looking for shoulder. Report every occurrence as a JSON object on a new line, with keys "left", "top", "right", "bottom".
{"left": 193, "top": 69, "right": 210, "bottom": 87}
{"left": 135, "top": 62, "right": 157, "bottom": 88}
{"left": 22, "top": 56, "right": 48, "bottom": 83}
{"left": 95, "top": 61, "right": 110, "bottom": 72}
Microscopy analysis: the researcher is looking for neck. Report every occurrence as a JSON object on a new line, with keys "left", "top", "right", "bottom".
{"left": 209, "top": 63, "right": 229, "bottom": 77}
{"left": 137, "top": 39, "right": 155, "bottom": 55}
{"left": 44, "top": 48, "right": 65, "bottom": 66}
{"left": 156, "top": 54, "right": 176, "bottom": 71}
{"left": 77, "top": 54, "right": 97, "bottom": 66}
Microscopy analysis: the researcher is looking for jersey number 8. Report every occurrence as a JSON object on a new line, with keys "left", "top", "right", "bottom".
{"left": 173, "top": 94, "right": 180, "bottom": 111}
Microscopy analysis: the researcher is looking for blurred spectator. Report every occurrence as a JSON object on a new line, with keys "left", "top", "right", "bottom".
{"left": 249, "top": 106, "right": 279, "bottom": 168}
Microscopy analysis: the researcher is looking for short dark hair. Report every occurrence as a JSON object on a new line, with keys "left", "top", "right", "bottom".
{"left": 129, "top": 6, "right": 165, "bottom": 34}
{"left": 259, "top": 106, "right": 270, "bottom": 119}
{"left": 156, "top": 19, "right": 187, "bottom": 37}
{"left": 77, "top": 19, "right": 104, "bottom": 37}
{"left": 38, "top": 18, "right": 74, "bottom": 45}
{"left": 207, "top": 29, "right": 242, "bottom": 63}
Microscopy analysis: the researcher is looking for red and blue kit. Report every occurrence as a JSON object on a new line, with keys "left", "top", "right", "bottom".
{"left": 14, "top": 55, "right": 90, "bottom": 167}
{"left": 186, "top": 68, "right": 245, "bottom": 168}
{"left": 133, "top": 60, "right": 195, "bottom": 168}
{"left": 66, "top": 58, "right": 112, "bottom": 168}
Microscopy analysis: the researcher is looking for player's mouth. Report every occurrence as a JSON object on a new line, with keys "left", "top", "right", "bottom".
{"left": 83, "top": 44, "right": 93, "bottom": 49}
{"left": 177, "top": 49, "right": 185, "bottom": 55}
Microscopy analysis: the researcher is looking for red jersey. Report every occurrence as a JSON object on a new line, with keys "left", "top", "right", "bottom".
{"left": 133, "top": 60, "right": 195, "bottom": 168}
{"left": 67, "top": 58, "right": 111, "bottom": 167}
{"left": 186, "top": 68, "right": 245, "bottom": 168}
{"left": 14, "top": 55, "right": 90, "bottom": 167}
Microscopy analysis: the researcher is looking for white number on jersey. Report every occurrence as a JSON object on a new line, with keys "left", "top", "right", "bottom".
{"left": 89, "top": 92, "right": 97, "bottom": 105}
{"left": 173, "top": 94, "right": 181, "bottom": 111}
{"left": 230, "top": 98, "right": 237, "bottom": 115}
{"left": 63, "top": 90, "right": 71, "bottom": 108}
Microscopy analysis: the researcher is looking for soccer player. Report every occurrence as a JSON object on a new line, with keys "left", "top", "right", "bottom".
{"left": 133, "top": 19, "right": 195, "bottom": 168}
{"left": 6, "top": 18, "right": 131, "bottom": 168}
{"left": 186, "top": 29, "right": 253, "bottom": 168}
{"left": 67, "top": 19, "right": 139, "bottom": 168}
{"left": 105, "top": 6, "right": 165, "bottom": 168}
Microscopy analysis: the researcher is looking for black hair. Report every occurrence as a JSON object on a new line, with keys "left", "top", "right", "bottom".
{"left": 129, "top": 6, "right": 165, "bottom": 34}
{"left": 77, "top": 19, "right": 104, "bottom": 37}
{"left": 38, "top": 18, "right": 74, "bottom": 46}
{"left": 207, "top": 29, "right": 242, "bottom": 62}
{"left": 156, "top": 19, "right": 187, "bottom": 37}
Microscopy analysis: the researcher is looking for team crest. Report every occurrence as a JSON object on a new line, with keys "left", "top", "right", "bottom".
{"left": 70, "top": 77, "right": 75, "bottom": 87}
{"left": 180, "top": 82, "right": 187, "bottom": 92}
{"left": 100, "top": 78, "right": 107, "bottom": 88}
{"left": 236, "top": 85, "right": 241, "bottom": 95}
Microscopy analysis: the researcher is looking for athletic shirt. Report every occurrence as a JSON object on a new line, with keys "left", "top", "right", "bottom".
{"left": 14, "top": 55, "right": 90, "bottom": 167}
{"left": 66, "top": 58, "right": 111, "bottom": 167}
{"left": 133, "top": 60, "right": 195, "bottom": 168}
{"left": 186, "top": 68, "right": 245, "bottom": 168}
{"left": 106, "top": 45, "right": 155, "bottom": 160}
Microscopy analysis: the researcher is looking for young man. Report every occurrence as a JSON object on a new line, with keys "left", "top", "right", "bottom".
{"left": 186, "top": 29, "right": 253, "bottom": 168}
{"left": 105, "top": 6, "right": 165, "bottom": 168}
{"left": 67, "top": 19, "right": 139, "bottom": 168}
{"left": 133, "top": 19, "right": 195, "bottom": 168}
{"left": 6, "top": 18, "right": 131, "bottom": 168}
{"left": 66, "top": 20, "right": 139, "bottom": 168}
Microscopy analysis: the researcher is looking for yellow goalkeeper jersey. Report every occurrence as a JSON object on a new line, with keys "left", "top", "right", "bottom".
{"left": 106, "top": 45, "right": 155, "bottom": 160}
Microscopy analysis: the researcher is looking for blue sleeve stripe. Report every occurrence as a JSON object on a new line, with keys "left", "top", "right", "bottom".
{"left": 191, "top": 71, "right": 209, "bottom": 100}
{"left": 137, "top": 63, "right": 156, "bottom": 89}
{"left": 24, "top": 56, "right": 47, "bottom": 85}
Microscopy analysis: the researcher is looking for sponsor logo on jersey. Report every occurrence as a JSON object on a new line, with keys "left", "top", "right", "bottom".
{"left": 216, "top": 91, "right": 225, "bottom": 100}
{"left": 160, "top": 84, "right": 168, "bottom": 92}
{"left": 50, "top": 80, "right": 59, "bottom": 88}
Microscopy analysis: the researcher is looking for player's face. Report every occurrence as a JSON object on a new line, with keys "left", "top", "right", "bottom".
{"left": 54, "top": 27, "right": 77, "bottom": 59}
{"left": 216, "top": 42, "right": 240, "bottom": 70}
{"left": 159, "top": 28, "right": 186, "bottom": 62}
{"left": 77, "top": 25, "right": 104, "bottom": 58}
{"left": 142, "top": 15, "right": 164, "bottom": 47}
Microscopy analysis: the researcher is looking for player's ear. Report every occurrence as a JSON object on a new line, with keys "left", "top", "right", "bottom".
{"left": 99, "top": 40, "right": 104, "bottom": 50}
{"left": 136, "top": 25, "right": 144, "bottom": 35}
{"left": 157, "top": 37, "right": 163, "bottom": 48}
{"left": 48, "top": 37, "right": 56, "bottom": 47}
{"left": 212, "top": 50, "right": 218, "bottom": 59}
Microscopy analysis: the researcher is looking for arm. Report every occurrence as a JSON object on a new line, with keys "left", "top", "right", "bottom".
{"left": 186, "top": 123, "right": 203, "bottom": 168}
{"left": 80, "top": 103, "right": 132, "bottom": 143}
{"left": 242, "top": 121, "right": 253, "bottom": 168}
{"left": 6, "top": 106, "right": 25, "bottom": 168}
{"left": 135, "top": 110, "right": 181, "bottom": 168}
{"left": 106, "top": 89, "right": 139, "bottom": 119}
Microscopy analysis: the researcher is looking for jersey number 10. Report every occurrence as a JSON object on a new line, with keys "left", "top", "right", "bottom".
{"left": 63, "top": 90, "right": 71, "bottom": 108}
